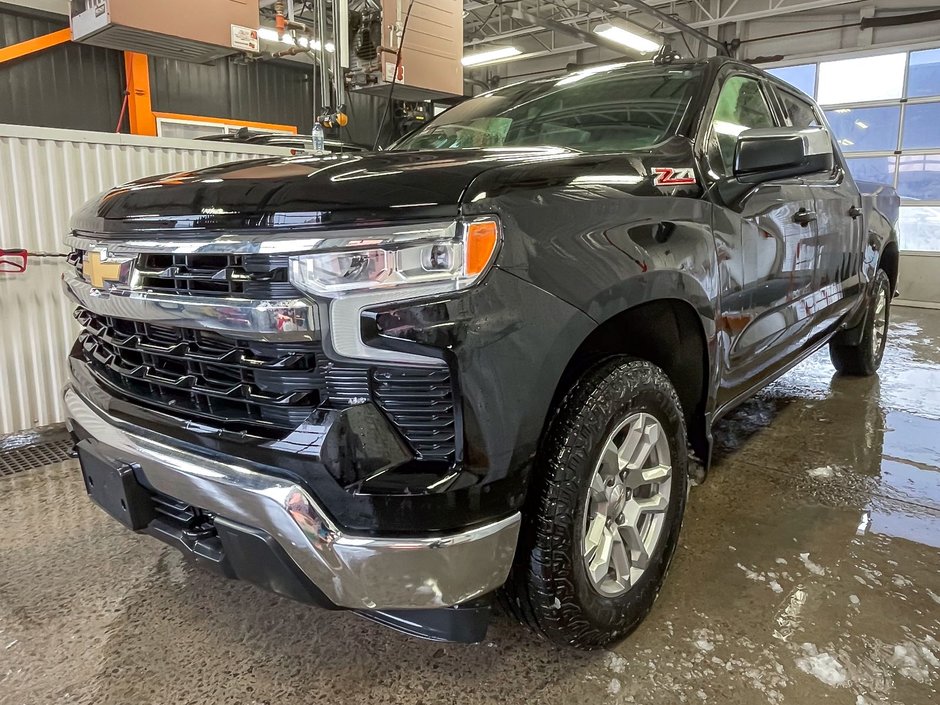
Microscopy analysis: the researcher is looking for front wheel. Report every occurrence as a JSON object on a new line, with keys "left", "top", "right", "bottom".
{"left": 829, "top": 269, "right": 891, "bottom": 376}
{"left": 501, "top": 358, "right": 688, "bottom": 649}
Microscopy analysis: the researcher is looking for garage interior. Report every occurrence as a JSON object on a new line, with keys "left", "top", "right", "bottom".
{"left": 1, "top": 0, "right": 939, "bottom": 703}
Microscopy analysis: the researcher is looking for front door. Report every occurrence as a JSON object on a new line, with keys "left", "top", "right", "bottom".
{"left": 773, "top": 87, "right": 865, "bottom": 334}
{"left": 701, "top": 72, "right": 820, "bottom": 410}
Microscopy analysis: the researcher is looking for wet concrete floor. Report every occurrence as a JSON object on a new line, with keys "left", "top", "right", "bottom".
{"left": 2, "top": 307, "right": 939, "bottom": 705}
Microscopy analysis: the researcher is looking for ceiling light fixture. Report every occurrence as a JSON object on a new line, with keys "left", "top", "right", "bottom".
{"left": 593, "top": 23, "right": 661, "bottom": 54}
{"left": 462, "top": 46, "right": 522, "bottom": 67}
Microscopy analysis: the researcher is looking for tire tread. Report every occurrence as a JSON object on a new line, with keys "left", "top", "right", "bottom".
{"left": 500, "top": 357, "right": 687, "bottom": 648}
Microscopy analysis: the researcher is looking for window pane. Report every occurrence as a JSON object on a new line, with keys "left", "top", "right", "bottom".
{"left": 709, "top": 76, "right": 776, "bottom": 175}
{"left": 767, "top": 64, "right": 816, "bottom": 98}
{"left": 908, "top": 48, "right": 940, "bottom": 98}
{"left": 817, "top": 53, "right": 906, "bottom": 105}
{"left": 899, "top": 207, "right": 940, "bottom": 252}
{"left": 902, "top": 102, "right": 940, "bottom": 149}
{"left": 778, "top": 90, "right": 820, "bottom": 128}
{"left": 824, "top": 106, "right": 900, "bottom": 152}
{"left": 158, "top": 121, "right": 226, "bottom": 139}
{"left": 897, "top": 154, "right": 940, "bottom": 201}
{"left": 846, "top": 156, "right": 897, "bottom": 186}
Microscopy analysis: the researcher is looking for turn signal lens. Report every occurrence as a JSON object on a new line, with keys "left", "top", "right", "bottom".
{"left": 465, "top": 220, "right": 499, "bottom": 276}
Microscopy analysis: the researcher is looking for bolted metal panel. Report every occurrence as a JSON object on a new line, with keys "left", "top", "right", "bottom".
{"left": 0, "top": 123, "right": 292, "bottom": 434}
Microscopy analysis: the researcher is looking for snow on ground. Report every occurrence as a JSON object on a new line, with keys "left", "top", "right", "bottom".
{"left": 798, "top": 552, "right": 826, "bottom": 576}
{"left": 795, "top": 644, "right": 848, "bottom": 686}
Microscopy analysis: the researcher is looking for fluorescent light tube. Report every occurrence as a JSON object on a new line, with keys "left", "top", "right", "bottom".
{"left": 462, "top": 46, "right": 522, "bottom": 67}
{"left": 593, "top": 24, "right": 660, "bottom": 54}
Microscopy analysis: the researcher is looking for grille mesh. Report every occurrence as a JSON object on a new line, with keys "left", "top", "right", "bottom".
{"left": 73, "top": 306, "right": 458, "bottom": 460}
{"left": 75, "top": 307, "right": 324, "bottom": 431}
{"left": 372, "top": 368, "right": 457, "bottom": 461}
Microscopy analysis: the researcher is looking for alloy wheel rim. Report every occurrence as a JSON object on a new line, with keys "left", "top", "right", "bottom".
{"left": 581, "top": 412, "right": 673, "bottom": 597}
{"left": 872, "top": 287, "right": 888, "bottom": 359}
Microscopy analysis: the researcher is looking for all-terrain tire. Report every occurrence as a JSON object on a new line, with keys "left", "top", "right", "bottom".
{"left": 830, "top": 269, "right": 891, "bottom": 376}
{"left": 500, "top": 357, "right": 688, "bottom": 649}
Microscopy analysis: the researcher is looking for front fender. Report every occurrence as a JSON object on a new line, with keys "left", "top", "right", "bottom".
{"left": 464, "top": 186, "right": 719, "bottom": 332}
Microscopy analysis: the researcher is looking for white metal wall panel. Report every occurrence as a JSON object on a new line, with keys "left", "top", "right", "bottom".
{"left": 899, "top": 253, "right": 940, "bottom": 305}
{"left": 0, "top": 123, "right": 291, "bottom": 434}
{"left": 0, "top": 261, "right": 75, "bottom": 434}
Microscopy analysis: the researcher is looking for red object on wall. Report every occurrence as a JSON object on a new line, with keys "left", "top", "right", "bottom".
{"left": 0, "top": 250, "right": 28, "bottom": 273}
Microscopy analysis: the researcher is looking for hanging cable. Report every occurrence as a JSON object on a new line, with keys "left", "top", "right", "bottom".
{"left": 115, "top": 90, "right": 130, "bottom": 133}
{"left": 372, "top": 0, "right": 416, "bottom": 151}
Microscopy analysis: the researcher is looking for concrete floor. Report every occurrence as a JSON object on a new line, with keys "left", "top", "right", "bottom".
{"left": 2, "top": 308, "right": 939, "bottom": 705}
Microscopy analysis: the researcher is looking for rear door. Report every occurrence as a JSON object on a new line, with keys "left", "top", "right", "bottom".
{"left": 699, "top": 69, "right": 819, "bottom": 410}
{"left": 774, "top": 86, "right": 865, "bottom": 335}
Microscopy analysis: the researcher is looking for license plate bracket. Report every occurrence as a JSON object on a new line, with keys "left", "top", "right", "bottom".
{"left": 77, "top": 441, "right": 155, "bottom": 531}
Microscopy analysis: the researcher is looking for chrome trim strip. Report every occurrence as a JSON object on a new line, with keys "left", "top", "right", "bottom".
{"left": 62, "top": 270, "right": 318, "bottom": 341}
{"left": 65, "top": 387, "right": 520, "bottom": 610}
{"left": 66, "top": 221, "right": 456, "bottom": 256}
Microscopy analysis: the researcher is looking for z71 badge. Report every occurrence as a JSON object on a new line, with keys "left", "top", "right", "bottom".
{"left": 652, "top": 167, "right": 697, "bottom": 187}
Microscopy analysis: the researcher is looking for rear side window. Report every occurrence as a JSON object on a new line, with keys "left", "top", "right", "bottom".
{"left": 708, "top": 75, "right": 777, "bottom": 176}
{"left": 777, "top": 90, "right": 821, "bottom": 129}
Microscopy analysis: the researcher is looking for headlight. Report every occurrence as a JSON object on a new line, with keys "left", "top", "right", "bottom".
{"left": 288, "top": 219, "right": 499, "bottom": 297}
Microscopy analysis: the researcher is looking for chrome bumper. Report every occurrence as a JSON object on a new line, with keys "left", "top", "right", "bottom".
{"left": 64, "top": 387, "right": 520, "bottom": 610}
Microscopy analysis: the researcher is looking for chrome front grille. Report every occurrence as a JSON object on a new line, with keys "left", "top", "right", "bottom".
{"left": 68, "top": 248, "right": 301, "bottom": 299}
{"left": 136, "top": 252, "right": 301, "bottom": 298}
{"left": 67, "top": 244, "right": 459, "bottom": 461}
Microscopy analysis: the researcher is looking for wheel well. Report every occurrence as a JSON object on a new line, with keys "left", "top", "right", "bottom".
{"left": 549, "top": 299, "right": 710, "bottom": 462}
{"left": 879, "top": 242, "right": 899, "bottom": 296}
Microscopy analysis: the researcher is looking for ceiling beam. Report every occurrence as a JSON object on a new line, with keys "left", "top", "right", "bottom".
{"left": 660, "top": 0, "right": 871, "bottom": 31}
{"left": 510, "top": 8, "right": 642, "bottom": 54}
{"left": 615, "top": 0, "right": 728, "bottom": 52}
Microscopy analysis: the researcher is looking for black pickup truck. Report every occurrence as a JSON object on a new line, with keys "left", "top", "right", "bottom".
{"left": 64, "top": 56, "right": 900, "bottom": 648}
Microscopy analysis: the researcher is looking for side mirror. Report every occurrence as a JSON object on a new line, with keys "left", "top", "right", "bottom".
{"left": 733, "top": 127, "right": 833, "bottom": 184}
{"left": 0, "top": 249, "right": 28, "bottom": 274}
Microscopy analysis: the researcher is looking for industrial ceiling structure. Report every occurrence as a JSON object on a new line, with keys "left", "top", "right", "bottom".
{"left": 461, "top": 0, "right": 940, "bottom": 83}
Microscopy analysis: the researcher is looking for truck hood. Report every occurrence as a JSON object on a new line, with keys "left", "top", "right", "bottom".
{"left": 71, "top": 147, "right": 600, "bottom": 235}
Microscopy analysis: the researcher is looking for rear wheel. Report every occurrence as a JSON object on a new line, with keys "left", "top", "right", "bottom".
{"left": 830, "top": 269, "right": 891, "bottom": 376}
{"left": 501, "top": 357, "right": 688, "bottom": 649}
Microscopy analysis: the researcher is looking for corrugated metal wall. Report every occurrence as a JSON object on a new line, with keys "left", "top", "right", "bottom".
{"left": 0, "top": 5, "right": 322, "bottom": 136}
{"left": 150, "top": 56, "right": 318, "bottom": 136}
{"left": 0, "top": 123, "right": 290, "bottom": 434}
{"left": 0, "top": 6, "right": 125, "bottom": 133}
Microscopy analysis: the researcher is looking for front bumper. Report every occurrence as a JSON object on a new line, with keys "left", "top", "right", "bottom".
{"left": 64, "top": 386, "right": 520, "bottom": 613}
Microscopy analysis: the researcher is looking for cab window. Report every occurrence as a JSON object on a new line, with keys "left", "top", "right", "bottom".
{"left": 777, "top": 90, "right": 821, "bottom": 129}
{"left": 707, "top": 75, "right": 777, "bottom": 176}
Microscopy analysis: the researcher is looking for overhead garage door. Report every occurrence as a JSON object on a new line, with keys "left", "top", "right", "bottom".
{"left": 770, "top": 48, "right": 940, "bottom": 306}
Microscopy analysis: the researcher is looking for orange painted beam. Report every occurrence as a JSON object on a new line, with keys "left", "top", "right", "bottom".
{"left": 0, "top": 28, "right": 71, "bottom": 65}
{"left": 153, "top": 112, "right": 299, "bottom": 135}
{"left": 124, "top": 52, "right": 157, "bottom": 136}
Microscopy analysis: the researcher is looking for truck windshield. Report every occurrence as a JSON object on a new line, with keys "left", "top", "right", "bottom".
{"left": 393, "top": 63, "right": 701, "bottom": 153}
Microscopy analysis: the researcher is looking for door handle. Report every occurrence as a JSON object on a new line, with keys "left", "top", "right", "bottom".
{"left": 848, "top": 205, "right": 862, "bottom": 219}
{"left": 793, "top": 208, "right": 817, "bottom": 226}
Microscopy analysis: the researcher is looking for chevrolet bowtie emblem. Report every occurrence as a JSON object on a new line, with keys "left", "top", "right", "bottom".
{"left": 83, "top": 249, "right": 135, "bottom": 289}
